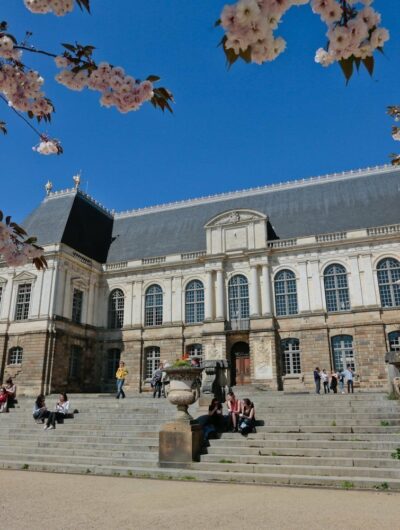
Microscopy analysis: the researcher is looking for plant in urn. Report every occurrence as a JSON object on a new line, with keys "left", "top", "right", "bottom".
{"left": 165, "top": 359, "right": 202, "bottom": 421}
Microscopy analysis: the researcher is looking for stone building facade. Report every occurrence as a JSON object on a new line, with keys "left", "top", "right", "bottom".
{"left": 1, "top": 165, "right": 400, "bottom": 396}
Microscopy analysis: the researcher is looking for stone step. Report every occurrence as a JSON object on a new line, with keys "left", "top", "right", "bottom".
{"left": 191, "top": 462, "right": 400, "bottom": 479}
{"left": 257, "top": 425, "right": 400, "bottom": 433}
{"left": 1, "top": 460, "right": 399, "bottom": 491}
{"left": 0, "top": 432, "right": 159, "bottom": 443}
{"left": 261, "top": 419, "right": 400, "bottom": 426}
{"left": 0, "top": 437, "right": 159, "bottom": 449}
{"left": 209, "top": 438, "right": 400, "bottom": 450}
{"left": 206, "top": 445, "right": 396, "bottom": 459}
{"left": 201, "top": 454, "right": 400, "bottom": 469}
{"left": 220, "top": 432, "right": 400, "bottom": 442}
{"left": 0, "top": 452, "right": 158, "bottom": 467}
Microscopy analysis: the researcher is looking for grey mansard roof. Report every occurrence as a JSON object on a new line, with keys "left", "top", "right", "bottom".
{"left": 22, "top": 165, "right": 400, "bottom": 263}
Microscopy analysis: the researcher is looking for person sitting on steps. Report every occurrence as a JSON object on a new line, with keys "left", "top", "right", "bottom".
{"left": 5, "top": 377, "right": 17, "bottom": 408}
{"left": 44, "top": 393, "right": 70, "bottom": 431}
{"left": 238, "top": 398, "right": 256, "bottom": 436}
{"left": 33, "top": 394, "right": 50, "bottom": 423}
{"left": 203, "top": 398, "right": 224, "bottom": 440}
{"left": 0, "top": 387, "right": 8, "bottom": 413}
{"left": 226, "top": 391, "right": 241, "bottom": 432}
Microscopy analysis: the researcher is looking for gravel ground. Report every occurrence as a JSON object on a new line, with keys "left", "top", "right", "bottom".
{"left": 0, "top": 470, "right": 398, "bottom": 530}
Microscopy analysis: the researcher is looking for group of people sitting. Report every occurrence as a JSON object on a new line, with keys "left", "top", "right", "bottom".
{"left": 203, "top": 391, "right": 256, "bottom": 440}
{"left": 32, "top": 393, "right": 70, "bottom": 430}
{"left": 0, "top": 378, "right": 17, "bottom": 413}
{"left": 314, "top": 365, "right": 355, "bottom": 394}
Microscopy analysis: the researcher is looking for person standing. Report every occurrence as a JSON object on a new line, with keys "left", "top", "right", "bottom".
{"left": 115, "top": 360, "right": 128, "bottom": 399}
{"left": 330, "top": 371, "right": 338, "bottom": 394}
{"left": 5, "top": 377, "right": 16, "bottom": 408}
{"left": 321, "top": 369, "right": 330, "bottom": 394}
{"left": 0, "top": 387, "right": 8, "bottom": 413}
{"left": 151, "top": 364, "right": 163, "bottom": 398}
{"left": 313, "top": 367, "right": 321, "bottom": 394}
{"left": 339, "top": 371, "right": 345, "bottom": 394}
{"left": 343, "top": 365, "right": 355, "bottom": 394}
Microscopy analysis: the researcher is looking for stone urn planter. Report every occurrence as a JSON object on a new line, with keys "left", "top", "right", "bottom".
{"left": 165, "top": 366, "right": 202, "bottom": 421}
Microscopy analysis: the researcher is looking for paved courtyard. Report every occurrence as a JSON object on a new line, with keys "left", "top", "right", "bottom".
{"left": 0, "top": 470, "right": 398, "bottom": 529}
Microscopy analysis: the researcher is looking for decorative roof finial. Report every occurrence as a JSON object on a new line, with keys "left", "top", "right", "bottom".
{"left": 73, "top": 172, "right": 81, "bottom": 189}
{"left": 45, "top": 180, "right": 53, "bottom": 195}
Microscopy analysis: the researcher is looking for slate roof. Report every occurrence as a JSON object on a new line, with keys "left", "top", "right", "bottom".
{"left": 22, "top": 166, "right": 400, "bottom": 264}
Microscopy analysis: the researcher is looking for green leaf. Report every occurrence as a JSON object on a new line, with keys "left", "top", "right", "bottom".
{"left": 362, "top": 55, "right": 374, "bottom": 77}
{"left": 339, "top": 57, "right": 354, "bottom": 84}
{"left": 62, "top": 43, "right": 76, "bottom": 53}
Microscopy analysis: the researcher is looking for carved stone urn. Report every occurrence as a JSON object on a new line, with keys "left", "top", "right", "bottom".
{"left": 165, "top": 367, "right": 202, "bottom": 421}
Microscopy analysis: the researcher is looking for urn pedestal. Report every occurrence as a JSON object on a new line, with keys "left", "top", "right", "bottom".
{"left": 159, "top": 367, "right": 203, "bottom": 467}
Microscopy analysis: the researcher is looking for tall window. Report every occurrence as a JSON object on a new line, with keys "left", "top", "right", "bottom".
{"left": 281, "top": 338, "right": 301, "bottom": 375}
{"left": 15, "top": 283, "right": 31, "bottom": 321}
{"left": 106, "top": 348, "right": 121, "bottom": 379}
{"left": 388, "top": 331, "right": 400, "bottom": 352}
{"left": 228, "top": 274, "right": 249, "bottom": 320}
{"left": 324, "top": 264, "right": 350, "bottom": 312}
{"left": 144, "top": 346, "right": 160, "bottom": 378}
{"left": 145, "top": 285, "right": 163, "bottom": 326}
{"left": 72, "top": 289, "right": 83, "bottom": 324}
{"left": 69, "top": 345, "right": 82, "bottom": 379}
{"left": 274, "top": 270, "right": 298, "bottom": 316}
{"left": 108, "top": 289, "right": 125, "bottom": 329}
{"left": 8, "top": 347, "right": 23, "bottom": 365}
{"left": 186, "top": 343, "right": 203, "bottom": 364}
{"left": 377, "top": 258, "right": 400, "bottom": 308}
{"left": 185, "top": 280, "right": 204, "bottom": 324}
{"left": 331, "top": 335, "right": 355, "bottom": 372}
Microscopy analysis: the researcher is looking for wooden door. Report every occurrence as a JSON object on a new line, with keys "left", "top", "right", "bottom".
{"left": 235, "top": 354, "right": 251, "bottom": 385}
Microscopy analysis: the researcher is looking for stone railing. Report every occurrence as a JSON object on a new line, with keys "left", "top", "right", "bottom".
{"left": 72, "top": 251, "right": 92, "bottom": 267}
{"left": 268, "top": 239, "right": 297, "bottom": 248}
{"left": 142, "top": 256, "right": 166, "bottom": 265}
{"left": 367, "top": 224, "right": 400, "bottom": 236}
{"left": 181, "top": 251, "right": 207, "bottom": 260}
{"left": 105, "top": 261, "right": 128, "bottom": 271}
{"left": 225, "top": 318, "right": 250, "bottom": 331}
{"left": 316, "top": 232, "right": 347, "bottom": 243}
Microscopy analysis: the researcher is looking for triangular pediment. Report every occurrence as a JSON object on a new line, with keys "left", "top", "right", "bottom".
{"left": 13, "top": 271, "right": 37, "bottom": 282}
{"left": 0, "top": 276, "right": 7, "bottom": 284}
{"left": 204, "top": 209, "right": 267, "bottom": 228}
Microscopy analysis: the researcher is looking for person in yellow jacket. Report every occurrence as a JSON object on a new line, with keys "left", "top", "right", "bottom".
{"left": 116, "top": 360, "right": 128, "bottom": 399}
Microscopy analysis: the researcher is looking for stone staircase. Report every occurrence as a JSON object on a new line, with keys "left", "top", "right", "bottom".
{"left": 1, "top": 391, "right": 399, "bottom": 490}
{"left": 192, "top": 390, "right": 400, "bottom": 490}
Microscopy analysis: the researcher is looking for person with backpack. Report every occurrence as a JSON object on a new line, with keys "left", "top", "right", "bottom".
{"left": 313, "top": 367, "right": 321, "bottom": 394}
{"left": 151, "top": 363, "right": 163, "bottom": 398}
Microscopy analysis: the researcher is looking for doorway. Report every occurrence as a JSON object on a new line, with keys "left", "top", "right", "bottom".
{"left": 230, "top": 342, "right": 250, "bottom": 385}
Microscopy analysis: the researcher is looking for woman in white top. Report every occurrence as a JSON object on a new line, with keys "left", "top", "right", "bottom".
{"left": 44, "top": 393, "right": 70, "bottom": 430}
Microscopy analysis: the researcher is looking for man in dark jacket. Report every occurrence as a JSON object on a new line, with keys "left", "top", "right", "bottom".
{"left": 313, "top": 367, "right": 321, "bottom": 394}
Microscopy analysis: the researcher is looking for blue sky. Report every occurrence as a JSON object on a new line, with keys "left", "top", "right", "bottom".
{"left": 2, "top": 1, "right": 400, "bottom": 222}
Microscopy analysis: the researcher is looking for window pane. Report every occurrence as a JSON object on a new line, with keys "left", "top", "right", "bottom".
{"left": 378, "top": 259, "right": 400, "bottom": 308}
{"left": 109, "top": 289, "right": 125, "bottom": 329}
{"left": 145, "top": 285, "right": 163, "bottom": 326}
{"left": 15, "top": 283, "right": 31, "bottom": 321}
{"left": 228, "top": 275, "right": 249, "bottom": 320}
{"left": 281, "top": 339, "right": 301, "bottom": 375}
{"left": 72, "top": 289, "right": 83, "bottom": 323}
{"left": 145, "top": 347, "right": 160, "bottom": 378}
{"left": 332, "top": 335, "right": 355, "bottom": 372}
{"left": 324, "top": 265, "right": 351, "bottom": 313}
{"left": 9, "top": 347, "right": 23, "bottom": 365}
{"left": 185, "top": 280, "right": 204, "bottom": 324}
{"left": 274, "top": 270, "right": 298, "bottom": 316}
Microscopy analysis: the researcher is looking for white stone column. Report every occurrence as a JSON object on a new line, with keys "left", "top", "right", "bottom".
{"left": 1, "top": 275, "right": 13, "bottom": 320}
{"left": 297, "top": 261, "right": 311, "bottom": 312}
{"left": 216, "top": 269, "right": 225, "bottom": 320}
{"left": 63, "top": 269, "right": 72, "bottom": 319}
{"left": 261, "top": 263, "right": 272, "bottom": 316}
{"left": 133, "top": 280, "right": 142, "bottom": 326}
{"left": 250, "top": 265, "right": 260, "bottom": 316}
{"left": 359, "top": 253, "right": 378, "bottom": 306}
{"left": 54, "top": 264, "right": 66, "bottom": 317}
{"left": 308, "top": 260, "right": 323, "bottom": 311}
{"left": 348, "top": 256, "right": 363, "bottom": 307}
{"left": 30, "top": 270, "right": 43, "bottom": 318}
{"left": 164, "top": 277, "right": 173, "bottom": 324}
{"left": 172, "top": 276, "right": 182, "bottom": 322}
{"left": 204, "top": 270, "right": 213, "bottom": 320}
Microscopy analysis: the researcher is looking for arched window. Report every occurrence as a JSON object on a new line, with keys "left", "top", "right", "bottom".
{"left": 8, "top": 347, "right": 23, "bottom": 365}
{"left": 108, "top": 289, "right": 125, "bottom": 329}
{"left": 186, "top": 344, "right": 203, "bottom": 365}
{"left": 274, "top": 270, "right": 298, "bottom": 316}
{"left": 377, "top": 258, "right": 400, "bottom": 308}
{"left": 280, "top": 338, "right": 301, "bottom": 375}
{"left": 324, "top": 264, "right": 350, "bottom": 312}
{"left": 331, "top": 335, "right": 355, "bottom": 372}
{"left": 228, "top": 274, "right": 249, "bottom": 320}
{"left": 185, "top": 280, "right": 204, "bottom": 324}
{"left": 106, "top": 348, "right": 121, "bottom": 380}
{"left": 388, "top": 331, "right": 400, "bottom": 352}
{"left": 144, "top": 346, "right": 160, "bottom": 379}
{"left": 145, "top": 285, "right": 163, "bottom": 326}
